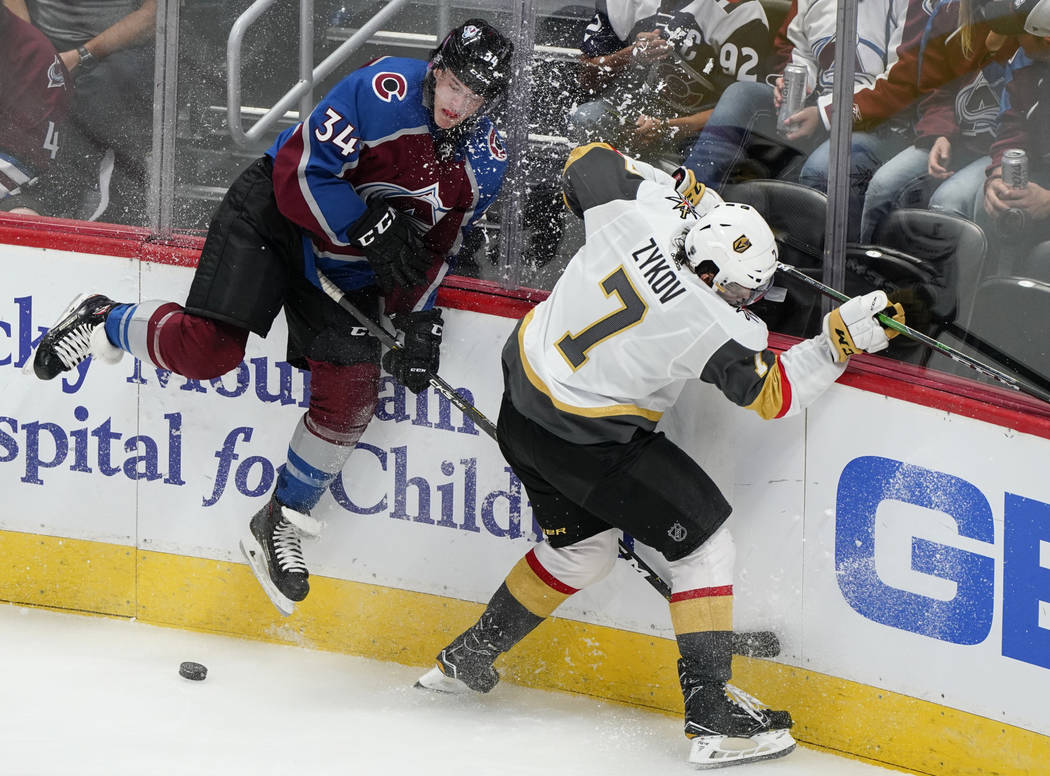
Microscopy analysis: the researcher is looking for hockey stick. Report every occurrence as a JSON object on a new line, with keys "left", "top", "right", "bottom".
{"left": 776, "top": 262, "right": 1050, "bottom": 405}
{"left": 316, "top": 273, "right": 497, "bottom": 438}
{"left": 316, "top": 273, "right": 660, "bottom": 589}
{"left": 317, "top": 273, "right": 781, "bottom": 658}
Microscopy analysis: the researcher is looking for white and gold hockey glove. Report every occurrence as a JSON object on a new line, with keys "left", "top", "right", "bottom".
{"left": 672, "top": 166, "right": 723, "bottom": 217}
{"left": 823, "top": 290, "right": 905, "bottom": 362}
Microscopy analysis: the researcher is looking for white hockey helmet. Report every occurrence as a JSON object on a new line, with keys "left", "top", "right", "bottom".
{"left": 1026, "top": 0, "right": 1050, "bottom": 35}
{"left": 683, "top": 202, "right": 778, "bottom": 307}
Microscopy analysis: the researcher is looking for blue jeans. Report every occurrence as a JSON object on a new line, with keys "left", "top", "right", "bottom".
{"left": 930, "top": 156, "right": 989, "bottom": 221}
{"left": 798, "top": 132, "right": 902, "bottom": 242}
{"left": 682, "top": 81, "right": 785, "bottom": 188}
{"left": 861, "top": 145, "right": 989, "bottom": 242}
{"left": 685, "top": 80, "right": 901, "bottom": 240}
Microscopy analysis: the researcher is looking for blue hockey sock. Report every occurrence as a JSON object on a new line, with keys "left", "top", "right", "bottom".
{"left": 104, "top": 304, "right": 133, "bottom": 350}
{"left": 274, "top": 414, "right": 356, "bottom": 513}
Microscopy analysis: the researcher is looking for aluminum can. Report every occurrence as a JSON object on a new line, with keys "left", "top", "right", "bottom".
{"left": 777, "top": 64, "right": 808, "bottom": 135}
{"left": 1002, "top": 148, "right": 1028, "bottom": 189}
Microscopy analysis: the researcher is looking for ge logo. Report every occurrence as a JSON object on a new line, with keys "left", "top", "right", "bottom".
{"left": 668, "top": 523, "right": 688, "bottom": 542}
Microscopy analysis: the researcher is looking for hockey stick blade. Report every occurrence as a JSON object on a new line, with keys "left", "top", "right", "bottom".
{"left": 731, "top": 630, "right": 780, "bottom": 658}
{"left": 776, "top": 262, "right": 1050, "bottom": 404}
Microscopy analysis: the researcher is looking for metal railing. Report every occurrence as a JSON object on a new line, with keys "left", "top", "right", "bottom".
{"left": 226, "top": 0, "right": 410, "bottom": 147}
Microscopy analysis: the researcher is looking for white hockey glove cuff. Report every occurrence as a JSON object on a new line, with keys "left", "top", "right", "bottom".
{"left": 822, "top": 290, "right": 905, "bottom": 362}
{"left": 672, "top": 167, "right": 723, "bottom": 216}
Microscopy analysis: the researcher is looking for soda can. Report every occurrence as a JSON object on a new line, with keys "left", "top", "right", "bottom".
{"left": 777, "top": 64, "right": 808, "bottom": 135}
{"left": 1002, "top": 148, "right": 1028, "bottom": 189}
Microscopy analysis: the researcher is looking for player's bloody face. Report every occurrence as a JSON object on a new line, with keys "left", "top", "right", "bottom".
{"left": 432, "top": 68, "right": 485, "bottom": 128}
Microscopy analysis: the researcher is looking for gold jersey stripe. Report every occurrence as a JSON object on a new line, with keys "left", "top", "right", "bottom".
{"left": 746, "top": 355, "right": 787, "bottom": 420}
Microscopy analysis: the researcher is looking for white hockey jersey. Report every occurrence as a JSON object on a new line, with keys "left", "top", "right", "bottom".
{"left": 502, "top": 143, "right": 846, "bottom": 445}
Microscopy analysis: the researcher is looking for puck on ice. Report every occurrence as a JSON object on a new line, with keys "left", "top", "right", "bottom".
{"left": 179, "top": 661, "right": 208, "bottom": 681}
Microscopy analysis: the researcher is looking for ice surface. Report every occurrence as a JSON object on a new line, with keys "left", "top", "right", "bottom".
{"left": 4, "top": 603, "right": 904, "bottom": 775}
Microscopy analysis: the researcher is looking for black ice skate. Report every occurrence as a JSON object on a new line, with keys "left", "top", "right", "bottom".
{"left": 415, "top": 612, "right": 505, "bottom": 694}
{"left": 31, "top": 293, "right": 123, "bottom": 380}
{"left": 239, "top": 493, "right": 323, "bottom": 616}
{"left": 680, "top": 659, "right": 796, "bottom": 769}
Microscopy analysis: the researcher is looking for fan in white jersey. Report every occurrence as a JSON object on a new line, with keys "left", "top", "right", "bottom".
{"left": 416, "top": 143, "right": 904, "bottom": 769}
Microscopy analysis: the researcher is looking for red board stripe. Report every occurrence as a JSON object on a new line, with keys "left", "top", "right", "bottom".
{"left": 4, "top": 213, "right": 1050, "bottom": 440}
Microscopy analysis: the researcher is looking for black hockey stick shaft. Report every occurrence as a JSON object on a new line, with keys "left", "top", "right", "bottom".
{"left": 777, "top": 262, "right": 1050, "bottom": 404}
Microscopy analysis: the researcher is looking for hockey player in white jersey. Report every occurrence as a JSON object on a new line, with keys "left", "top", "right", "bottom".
{"left": 416, "top": 142, "right": 904, "bottom": 768}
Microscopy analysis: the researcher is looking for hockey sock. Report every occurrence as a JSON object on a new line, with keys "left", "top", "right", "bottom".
{"left": 505, "top": 548, "right": 580, "bottom": 618}
{"left": 275, "top": 413, "right": 360, "bottom": 513}
{"left": 103, "top": 304, "right": 133, "bottom": 349}
{"left": 102, "top": 301, "right": 248, "bottom": 378}
{"left": 104, "top": 301, "right": 177, "bottom": 362}
{"left": 273, "top": 360, "right": 380, "bottom": 513}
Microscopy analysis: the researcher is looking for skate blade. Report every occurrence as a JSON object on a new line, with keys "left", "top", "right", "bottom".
{"left": 22, "top": 292, "right": 91, "bottom": 375}
{"left": 414, "top": 666, "right": 475, "bottom": 695}
{"left": 688, "top": 729, "right": 796, "bottom": 769}
{"left": 238, "top": 533, "right": 295, "bottom": 617}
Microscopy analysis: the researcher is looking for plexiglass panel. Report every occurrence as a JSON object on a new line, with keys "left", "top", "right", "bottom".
{"left": 3, "top": 0, "right": 1050, "bottom": 400}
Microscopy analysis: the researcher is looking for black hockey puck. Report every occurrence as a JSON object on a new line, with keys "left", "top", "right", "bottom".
{"left": 179, "top": 661, "right": 208, "bottom": 681}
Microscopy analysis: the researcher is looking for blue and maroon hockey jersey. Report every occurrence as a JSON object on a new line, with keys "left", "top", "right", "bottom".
{"left": 0, "top": 8, "right": 70, "bottom": 200}
{"left": 266, "top": 56, "right": 508, "bottom": 312}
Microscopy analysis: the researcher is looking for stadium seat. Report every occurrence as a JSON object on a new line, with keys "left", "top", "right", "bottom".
{"left": 963, "top": 275, "right": 1050, "bottom": 385}
{"left": 857, "top": 209, "right": 987, "bottom": 364}
{"left": 1016, "top": 240, "right": 1050, "bottom": 282}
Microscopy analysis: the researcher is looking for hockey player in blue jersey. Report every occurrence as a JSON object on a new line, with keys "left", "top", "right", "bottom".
{"left": 30, "top": 18, "right": 514, "bottom": 616}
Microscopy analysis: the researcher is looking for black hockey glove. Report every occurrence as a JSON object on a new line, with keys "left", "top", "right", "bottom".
{"left": 349, "top": 199, "right": 431, "bottom": 292}
{"left": 382, "top": 309, "right": 444, "bottom": 394}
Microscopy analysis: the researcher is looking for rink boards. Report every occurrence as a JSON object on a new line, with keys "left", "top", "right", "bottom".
{"left": 1, "top": 232, "right": 1048, "bottom": 776}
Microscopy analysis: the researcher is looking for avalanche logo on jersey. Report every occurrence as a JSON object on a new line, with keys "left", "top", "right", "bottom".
{"left": 488, "top": 127, "right": 507, "bottom": 161}
{"left": 355, "top": 180, "right": 450, "bottom": 229}
{"left": 372, "top": 71, "right": 408, "bottom": 102}
{"left": 47, "top": 56, "right": 66, "bottom": 89}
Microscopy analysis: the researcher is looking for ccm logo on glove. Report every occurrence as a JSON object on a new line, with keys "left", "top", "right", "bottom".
{"left": 356, "top": 208, "right": 396, "bottom": 246}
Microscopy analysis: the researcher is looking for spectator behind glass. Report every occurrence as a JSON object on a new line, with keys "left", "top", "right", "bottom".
{"left": 570, "top": 0, "right": 771, "bottom": 165}
{"left": 5, "top": 0, "right": 156, "bottom": 226}
{"left": 980, "top": 28, "right": 1050, "bottom": 258}
{"left": 682, "top": 0, "right": 916, "bottom": 240}
{"left": 0, "top": 6, "right": 71, "bottom": 217}
{"left": 860, "top": 0, "right": 1020, "bottom": 242}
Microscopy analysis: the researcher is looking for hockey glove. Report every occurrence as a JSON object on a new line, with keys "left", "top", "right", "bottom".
{"left": 823, "top": 290, "right": 905, "bottom": 362}
{"left": 672, "top": 166, "right": 723, "bottom": 216}
{"left": 349, "top": 199, "right": 431, "bottom": 292}
{"left": 382, "top": 309, "right": 444, "bottom": 393}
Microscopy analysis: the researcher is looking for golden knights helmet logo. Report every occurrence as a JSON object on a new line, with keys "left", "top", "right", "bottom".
{"left": 733, "top": 234, "right": 752, "bottom": 253}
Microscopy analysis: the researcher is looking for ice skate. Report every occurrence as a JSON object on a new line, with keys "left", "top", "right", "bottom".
{"left": 681, "top": 660, "right": 795, "bottom": 769}
{"left": 239, "top": 493, "right": 323, "bottom": 616}
{"left": 31, "top": 293, "right": 123, "bottom": 380}
{"left": 416, "top": 613, "right": 504, "bottom": 694}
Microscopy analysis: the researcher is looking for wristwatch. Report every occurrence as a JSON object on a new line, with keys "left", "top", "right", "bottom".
{"left": 76, "top": 46, "right": 99, "bottom": 73}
